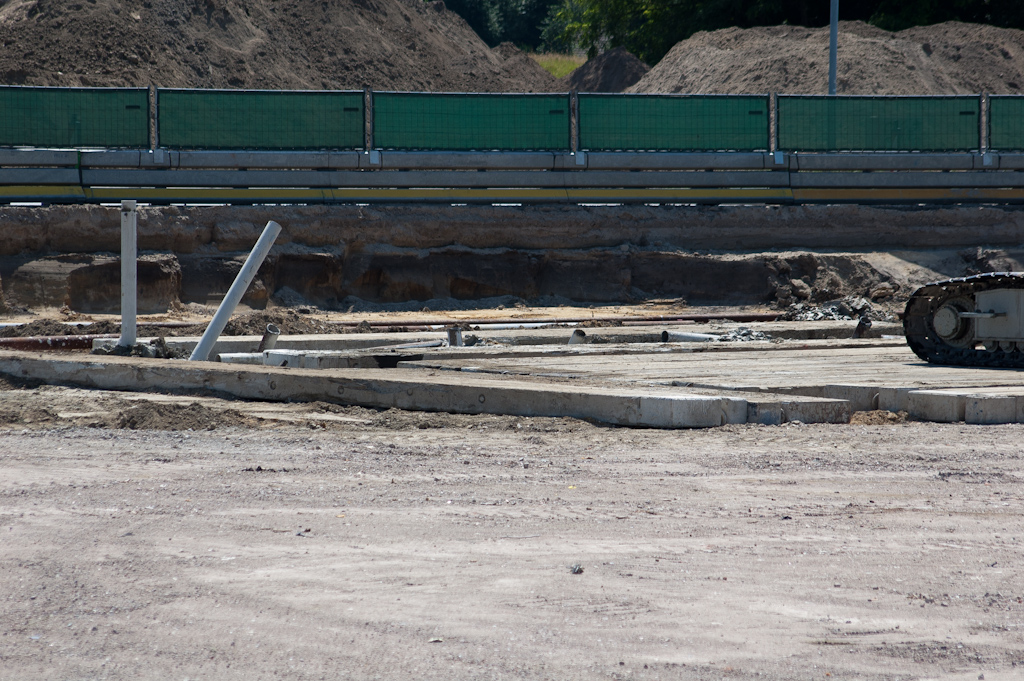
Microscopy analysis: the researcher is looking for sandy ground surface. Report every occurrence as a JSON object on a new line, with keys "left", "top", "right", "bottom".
{"left": 1, "top": 382, "right": 1023, "bottom": 680}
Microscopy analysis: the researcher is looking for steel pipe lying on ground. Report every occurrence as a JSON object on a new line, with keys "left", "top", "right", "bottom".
{"left": 0, "top": 334, "right": 118, "bottom": 351}
{"left": 662, "top": 331, "right": 722, "bottom": 342}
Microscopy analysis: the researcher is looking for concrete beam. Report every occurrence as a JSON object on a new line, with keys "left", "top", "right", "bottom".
{"left": 0, "top": 351, "right": 752, "bottom": 428}
{"left": 907, "top": 390, "right": 967, "bottom": 423}
{"left": 906, "top": 387, "right": 1024, "bottom": 424}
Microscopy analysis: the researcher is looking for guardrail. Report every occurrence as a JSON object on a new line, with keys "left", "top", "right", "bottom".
{"left": 1, "top": 86, "right": 1024, "bottom": 205}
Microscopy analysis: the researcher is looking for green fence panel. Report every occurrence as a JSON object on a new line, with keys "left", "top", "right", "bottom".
{"left": 0, "top": 86, "right": 148, "bottom": 148}
{"left": 373, "top": 93, "right": 570, "bottom": 150}
{"left": 989, "top": 96, "right": 1024, "bottom": 151}
{"left": 778, "top": 96, "right": 980, "bottom": 152}
{"left": 159, "top": 90, "right": 364, "bottom": 150}
{"left": 579, "top": 94, "right": 769, "bottom": 151}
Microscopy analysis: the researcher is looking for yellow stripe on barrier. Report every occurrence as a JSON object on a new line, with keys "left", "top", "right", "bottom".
{"left": 564, "top": 188, "right": 793, "bottom": 201}
{"left": 0, "top": 185, "right": 87, "bottom": 199}
{"left": 85, "top": 187, "right": 335, "bottom": 202}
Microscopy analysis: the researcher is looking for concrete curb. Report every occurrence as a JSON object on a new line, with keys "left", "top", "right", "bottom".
{"left": 0, "top": 351, "right": 760, "bottom": 429}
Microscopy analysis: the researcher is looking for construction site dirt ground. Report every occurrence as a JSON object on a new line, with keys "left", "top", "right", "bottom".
{"left": 2, "top": 315, "right": 1024, "bottom": 679}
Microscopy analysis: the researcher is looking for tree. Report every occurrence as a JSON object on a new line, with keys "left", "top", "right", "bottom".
{"left": 439, "top": 0, "right": 563, "bottom": 49}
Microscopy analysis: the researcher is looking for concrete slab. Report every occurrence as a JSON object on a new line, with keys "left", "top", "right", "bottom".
{"left": 29, "top": 328, "right": 1024, "bottom": 426}
{"left": 907, "top": 390, "right": 967, "bottom": 423}
{"left": 902, "top": 387, "right": 1024, "bottom": 424}
{"left": 0, "top": 350, "right": 798, "bottom": 428}
{"left": 405, "top": 345, "right": 1024, "bottom": 393}
{"left": 966, "top": 395, "right": 1018, "bottom": 425}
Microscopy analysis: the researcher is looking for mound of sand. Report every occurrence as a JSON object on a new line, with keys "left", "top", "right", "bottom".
{"left": 632, "top": 21, "right": 1024, "bottom": 95}
{"left": 0, "top": 0, "right": 557, "bottom": 92}
{"left": 561, "top": 47, "right": 649, "bottom": 93}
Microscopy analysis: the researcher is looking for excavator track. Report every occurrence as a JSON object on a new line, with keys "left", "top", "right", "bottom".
{"left": 903, "top": 272, "right": 1024, "bottom": 367}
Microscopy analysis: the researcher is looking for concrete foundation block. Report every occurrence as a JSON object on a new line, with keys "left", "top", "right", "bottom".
{"left": 637, "top": 395, "right": 747, "bottom": 427}
{"left": 781, "top": 398, "right": 851, "bottom": 424}
{"left": 907, "top": 390, "right": 966, "bottom": 423}
{"left": 965, "top": 395, "right": 1020, "bottom": 425}
{"left": 877, "top": 387, "right": 916, "bottom": 413}
{"left": 0, "top": 352, "right": 757, "bottom": 429}
{"left": 823, "top": 385, "right": 880, "bottom": 412}
{"left": 747, "top": 401, "right": 784, "bottom": 425}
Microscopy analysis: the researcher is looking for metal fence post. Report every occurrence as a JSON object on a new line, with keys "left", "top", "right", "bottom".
{"left": 118, "top": 200, "right": 137, "bottom": 347}
{"left": 980, "top": 92, "right": 988, "bottom": 154}
{"left": 150, "top": 84, "right": 158, "bottom": 152}
{"left": 770, "top": 92, "right": 777, "bottom": 153}
{"left": 364, "top": 88, "right": 373, "bottom": 151}
{"left": 570, "top": 89, "right": 579, "bottom": 154}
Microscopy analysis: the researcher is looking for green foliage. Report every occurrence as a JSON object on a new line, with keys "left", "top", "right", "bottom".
{"left": 440, "top": 0, "right": 563, "bottom": 48}
{"left": 530, "top": 52, "right": 586, "bottom": 78}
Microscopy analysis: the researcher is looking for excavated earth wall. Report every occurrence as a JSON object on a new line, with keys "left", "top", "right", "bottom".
{"left": 2, "top": 204, "right": 1024, "bottom": 312}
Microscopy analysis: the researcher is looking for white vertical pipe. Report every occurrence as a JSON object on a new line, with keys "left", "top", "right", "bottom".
{"left": 828, "top": 0, "right": 839, "bottom": 96}
{"left": 118, "top": 200, "right": 137, "bottom": 347}
{"left": 189, "top": 220, "right": 282, "bottom": 361}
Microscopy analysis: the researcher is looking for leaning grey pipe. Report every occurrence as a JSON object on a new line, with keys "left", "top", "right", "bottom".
{"left": 190, "top": 220, "right": 282, "bottom": 361}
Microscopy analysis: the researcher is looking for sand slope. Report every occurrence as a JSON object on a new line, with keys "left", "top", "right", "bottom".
{"left": 632, "top": 21, "right": 1024, "bottom": 95}
{"left": 0, "top": 0, "right": 557, "bottom": 91}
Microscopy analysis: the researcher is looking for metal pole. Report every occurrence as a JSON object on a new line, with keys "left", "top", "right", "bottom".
{"left": 828, "top": 0, "right": 839, "bottom": 95}
{"left": 118, "top": 200, "right": 137, "bottom": 347}
{"left": 189, "top": 220, "right": 282, "bottom": 361}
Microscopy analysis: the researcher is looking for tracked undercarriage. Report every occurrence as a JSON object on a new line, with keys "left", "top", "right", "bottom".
{"left": 904, "top": 272, "right": 1024, "bottom": 367}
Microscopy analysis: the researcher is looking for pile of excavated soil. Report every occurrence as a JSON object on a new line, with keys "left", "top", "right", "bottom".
{"left": 0, "top": 311, "right": 337, "bottom": 337}
{"left": 0, "top": 319, "right": 85, "bottom": 337}
{"left": 114, "top": 402, "right": 257, "bottom": 430}
{"left": 0, "top": 0, "right": 557, "bottom": 92}
{"left": 632, "top": 20, "right": 1024, "bottom": 94}
{"left": 561, "top": 47, "right": 649, "bottom": 93}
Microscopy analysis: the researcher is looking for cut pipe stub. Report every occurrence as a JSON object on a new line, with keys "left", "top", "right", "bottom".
{"left": 257, "top": 323, "right": 281, "bottom": 353}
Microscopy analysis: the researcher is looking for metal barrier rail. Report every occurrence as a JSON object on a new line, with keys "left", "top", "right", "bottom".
{"left": 2, "top": 86, "right": 1024, "bottom": 205}
{"left": 2, "top": 148, "right": 1024, "bottom": 205}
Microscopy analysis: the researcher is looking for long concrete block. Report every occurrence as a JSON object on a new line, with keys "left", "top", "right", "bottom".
{"left": 782, "top": 398, "right": 851, "bottom": 425}
{"left": 907, "top": 390, "right": 967, "bottom": 423}
{"left": 746, "top": 401, "right": 784, "bottom": 425}
{"left": 965, "top": 395, "right": 1019, "bottom": 425}
{"left": 877, "top": 386, "right": 920, "bottom": 413}
{"left": 0, "top": 351, "right": 749, "bottom": 429}
{"left": 822, "top": 384, "right": 881, "bottom": 412}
